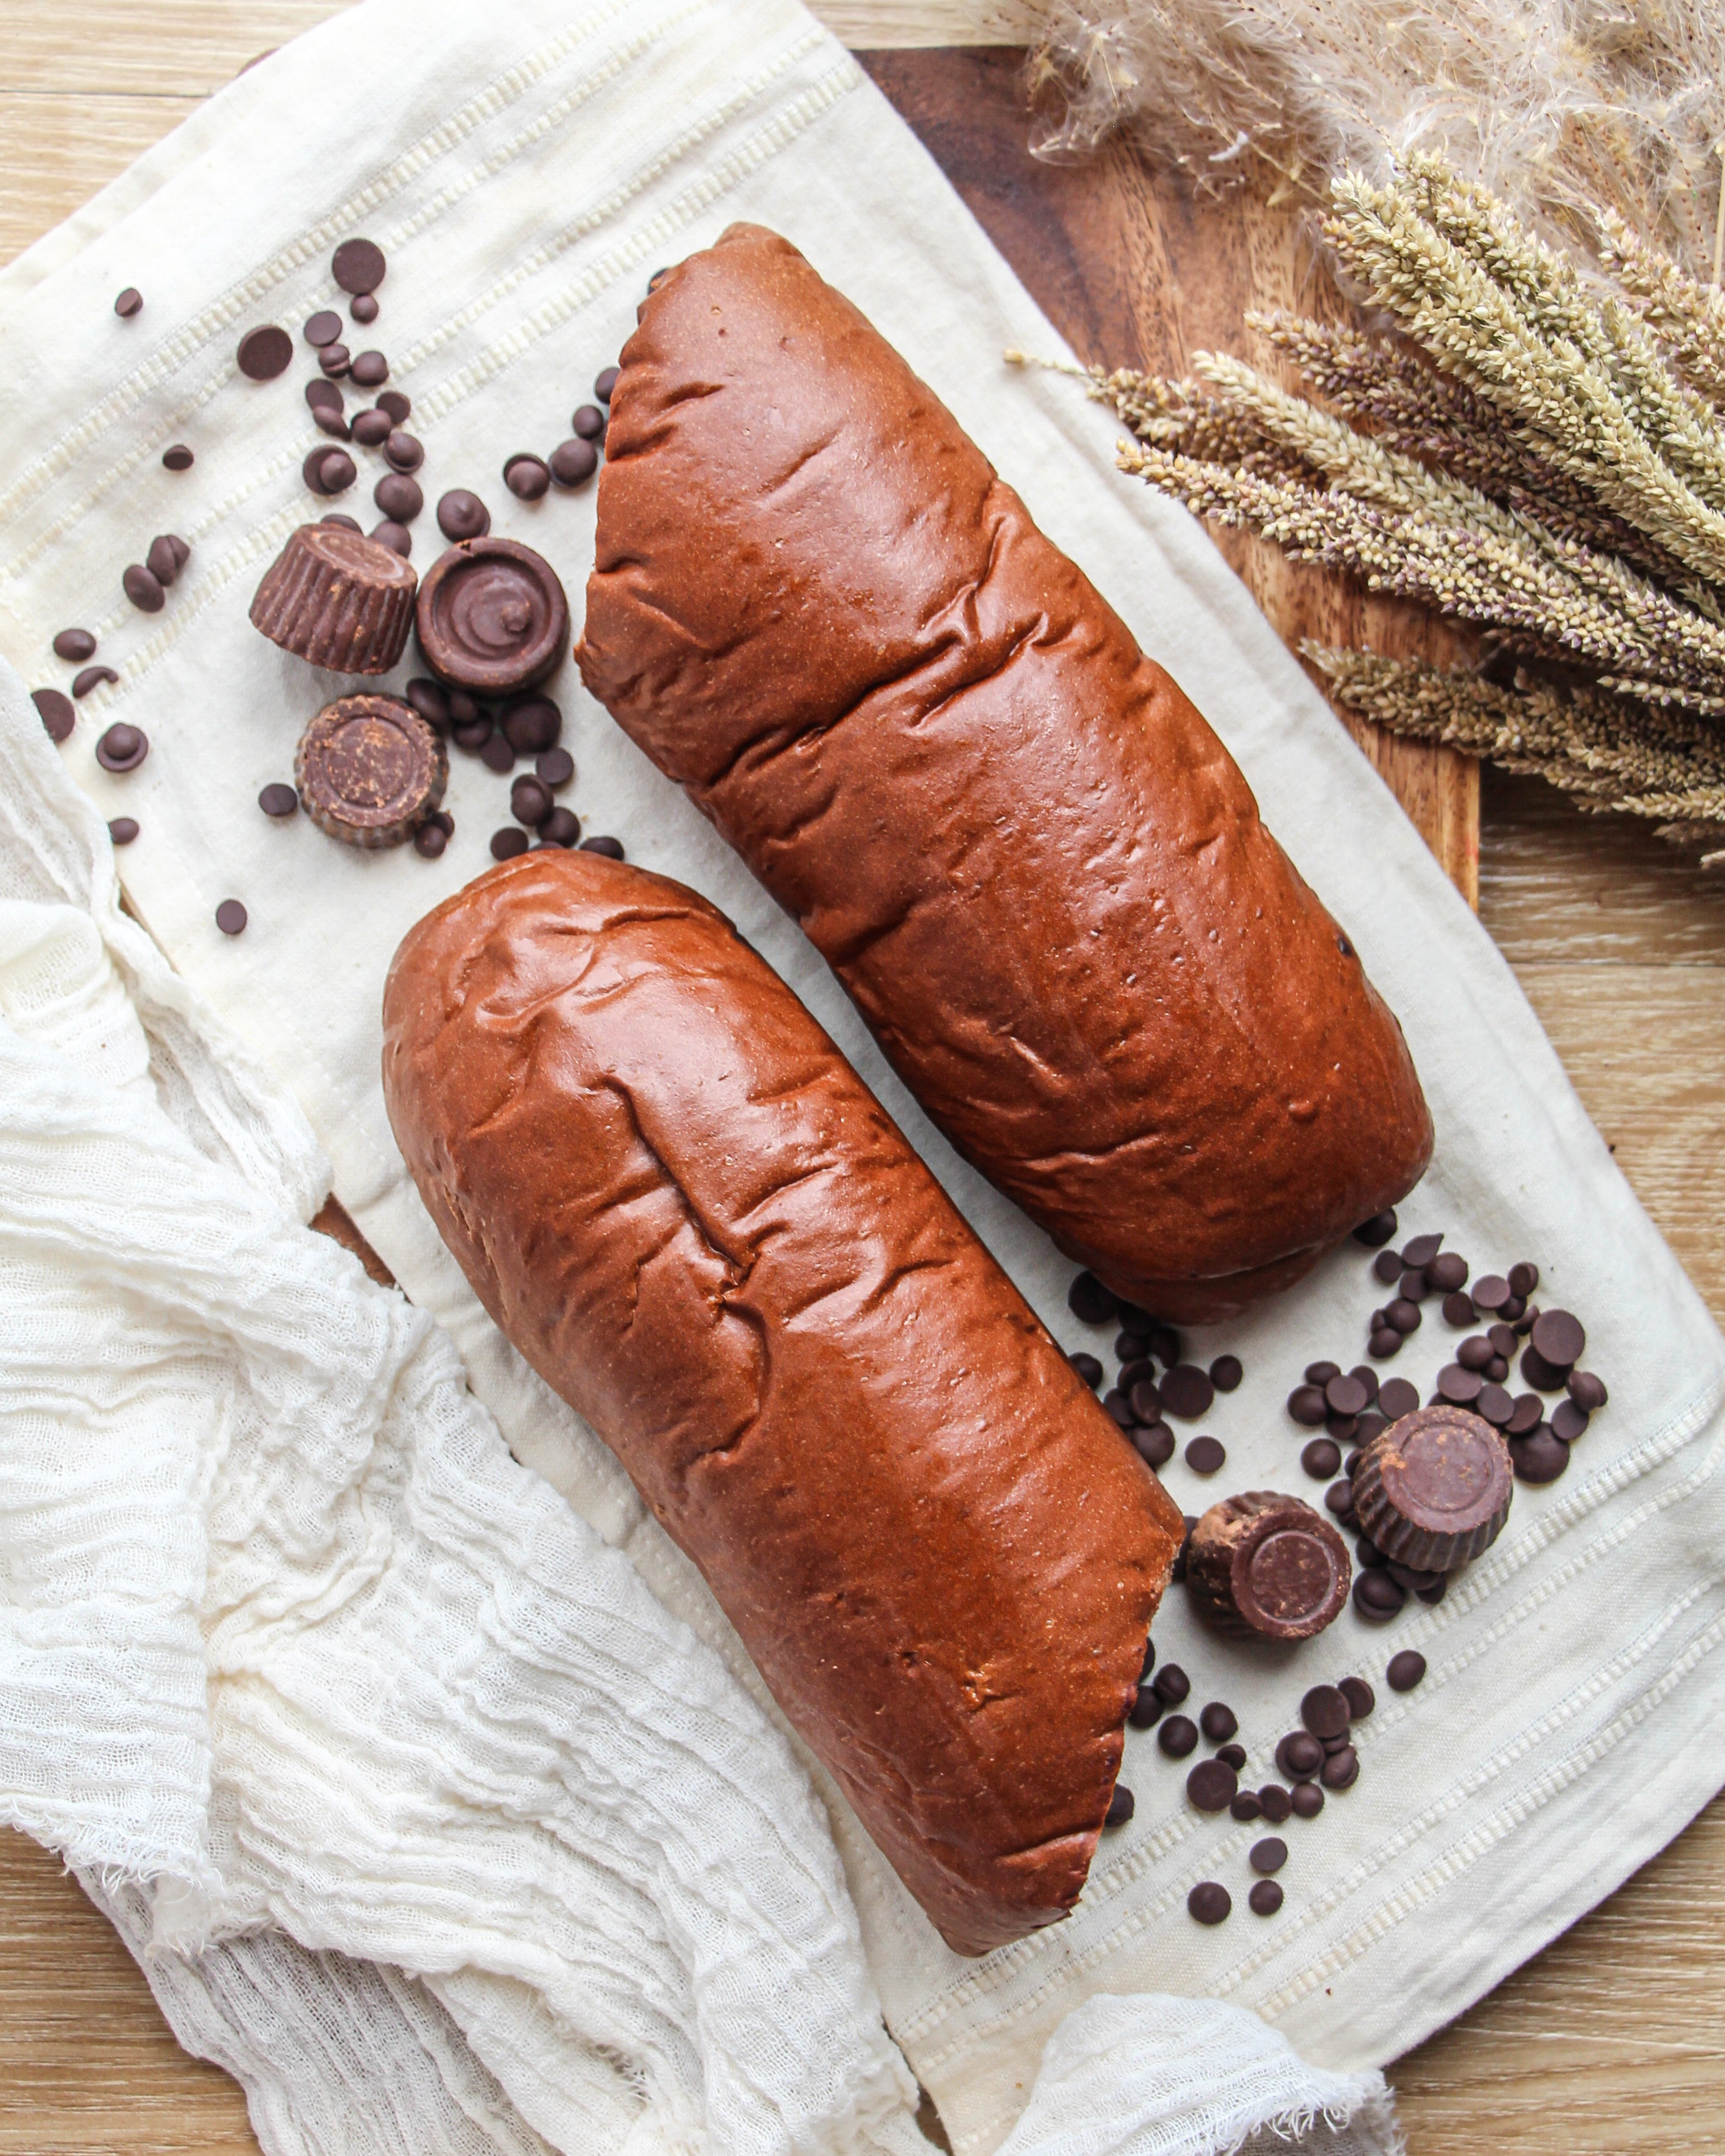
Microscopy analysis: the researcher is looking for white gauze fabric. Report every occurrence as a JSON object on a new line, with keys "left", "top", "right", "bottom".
{"left": 0, "top": 0, "right": 1721, "bottom": 2151}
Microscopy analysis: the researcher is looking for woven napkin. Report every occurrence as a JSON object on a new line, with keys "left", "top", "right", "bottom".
{"left": 1, "top": 0, "right": 1722, "bottom": 2150}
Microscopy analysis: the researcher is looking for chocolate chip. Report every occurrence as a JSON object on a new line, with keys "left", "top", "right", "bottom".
{"left": 1400, "top": 1233, "right": 1443, "bottom": 1268}
{"left": 304, "top": 314, "right": 341, "bottom": 350}
{"left": 1132, "top": 1424, "right": 1175, "bottom": 1469}
{"left": 72, "top": 665, "right": 118, "bottom": 699}
{"left": 1485, "top": 1322, "right": 1517, "bottom": 1358}
{"left": 1276, "top": 1730, "right": 1323, "bottom": 1779}
{"left": 1070, "top": 1351, "right": 1103, "bottom": 1388}
{"left": 505, "top": 454, "right": 552, "bottom": 501}
{"left": 1354, "top": 1210, "right": 1398, "bottom": 1247}
{"left": 1216, "top": 1742, "right": 1246, "bottom": 1770}
{"left": 490, "top": 827, "right": 529, "bottom": 860}
{"left": 413, "top": 822, "right": 448, "bottom": 858}
{"left": 1303, "top": 1362, "right": 1339, "bottom": 1386}
{"left": 1520, "top": 1344, "right": 1570, "bottom": 1392}
{"left": 1508, "top": 1261, "right": 1540, "bottom": 1298}
{"left": 302, "top": 447, "right": 354, "bottom": 496}
{"left": 1500, "top": 1294, "right": 1527, "bottom": 1322}
{"left": 1398, "top": 1269, "right": 1431, "bottom": 1305}
{"left": 1436, "top": 1364, "right": 1483, "bottom": 1405}
{"left": 313, "top": 402, "right": 352, "bottom": 441}
{"left": 1140, "top": 1638, "right": 1156, "bottom": 1680}
{"left": 1532, "top": 1309, "right": 1585, "bottom": 1369}
{"left": 1158, "top": 1714, "right": 1198, "bottom": 1758}
{"left": 1568, "top": 1370, "right": 1608, "bottom": 1412}
{"left": 1187, "top": 1759, "right": 1238, "bottom": 1812}
{"left": 1160, "top": 1365, "right": 1214, "bottom": 1420}
{"left": 1186, "top": 1881, "right": 1230, "bottom": 1924}
{"left": 1230, "top": 1790, "right": 1262, "bottom": 1821}
{"left": 452, "top": 720, "right": 493, "bottom": 753}
{"left": 114, "top": 287, "right": 143, "bottom": 318}
{"left": 350, "top": 350, "right": 389, "bottom": 388}
{"left": 1385, "top": 1299, "right": 1421, "bottom": 1335}
{"left": 1348, "top": 1366, "right": 1380, "bottom": 1403}
{"left": 371, "top": 519, "right": 413, "bottom": 557}
{"left": 1339, "top": 1675, "right": 1375, "bottom": 1719}
{"left": 350, "top": 292, "right": 379, "bottom": 325}
{"left": 1289, "top": 1779, "right": 1325, "bottom": 1818}
{"left": 1324, "top": 1480, "right": 1356, "bottom": 1520}
{"left": 1249, "top": 1785, "right": 1288, "bottom": 1826}
{"left": 1427, "top": 1252, "right": 1469, "bottom": 1292}
{"left": 1127, "top": 1685, "right": 1162, "bottom": 1730}
{"left": 34, "top": 687, "right": 76, "bottom": 741}
{"left": 122, "top": 562, "right": 165, "bottom": 612}
{"left": 1152, "top": 1663, "right": 1190, "bottom": 1704}
{"left": 1387, "top": 1649, "right": 1427, "bottom": 1691}
{"left": 594, "top": 365, "right": 620, "bottom": 402}
{"left": 319, "top": 513, "right": 363, "bottom": 533}
{"left": 95, "top": 722, "right": 148, "bottom": 773}
{"left": 146, "top": 533, "right": 189, "bottom": 586}
{"left": 1325, "top": 1375, "right": 1369, "bottom": 1419}
{"left": 1472, "top": 1274, "right": 1511, "bottom": 1312}
{"left": 332, "top": 238, "right": 387, "bottom": 295}
{"left": 1248, "top": 1878, "right": 1284, "bottom": 1915}
{"left": 162, "top": 443, "right": 195, "bottom": 471}
{"left": 1551, "top": 1398, "right": 1590, "bottom": 1443}
{"left": 1209, "top": 1354, "right": 1243, "bottom": 1393}
{"left": 571, "top": 402, "right": 607, "bottom": 440}
{"left": 1247, "top": 1836, "right": 1286, "bottom": 1874}
{"left": 510, "top": 775, "right": 553, "bottom": 829}
{"left": 1124, "top": 1378, "right": 1159, "bottom": 1424}
{"left": 1510, "top": 1425, "right": 1569, "bottom": 1482}
{"left": 215, "top": 899, "right": 247, "bottom": 935}
{"left": 1289, "top": 1386, "right": 1328, "bottom": 1426}
{"left": 1184, "top": 1435, "right": 1226, "bottom": 1475}
{"left": 549, "top": 438, "right": 599, "bottom": 487}
{"left": 1505, "top": 1393, "right": 1544, "bottom": 1435}
{"left": 353, "top": 408, "right": 394, "bottom": 447}
{"left": 437, "top": 489, "right": 491, "bottom": 542}
{"left": 1354, "top": 1569, "right": 1406, "bottom": 1618}
{"left": 480, "top": 734, "right": 516, "bottom": 774}
{"left": 373, "top": 472, "right": 423, "bottom": 520}
{"left": 1371, "top": 1380, "right": 1415, "bottom": 1422}
{"left": 536, "top": 746, "right": 574, "bottom": 788}
{"left": 1301, "top": 1686, "right": 1350, "bottom": 1739}
{"left": 258, "top": 783, "right": 298, "bottom": 817}
{"left": 1102, "top": 1390, "right": 1134, "bottom": 1428}
{"left": 238, "top": 325, "right": 294, "bottom": 380}
{"left": 1372, "top": 1249, "right": 1403, "bottom": 1285}
{"left": 580, "top": 835, "right": 626, "bottom": 859}
{"left": 1476, "top": 1383, "right": 1514, "bottom": 1427}
{"left": 53, "top": 628, "right": 96, "bottom": 663}
{"left": 1485, "top": 1355, "right": 1509, "bottom": 1382}
{"left": 1320, "top": 1745, "right": 1359, "bottom": 1789}
{"left": 1457, "top": 1336, "right": 1493, "bottom": 1373}
{"left": 1199, "top": 1701, "right": 1237, "bottom": 1742}
{"left": 376, "top": 391, "right": 410, "bottom": 424}
{"left": 1301, "top": 1437, "right": 1342, "bottom": 1479}
{"left": 1068, "top": 1275, "right": 1116, "bottom": 1327}
{"left": 1442, "top": 1291, "right": 1477, "bottom": 1326}
{"left": 384, "top": 430, "right": 424, "bottom": 472}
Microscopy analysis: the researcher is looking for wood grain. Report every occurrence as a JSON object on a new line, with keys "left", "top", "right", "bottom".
{"left": 0, "top": 6, "right": 1720, "bottom": 2154}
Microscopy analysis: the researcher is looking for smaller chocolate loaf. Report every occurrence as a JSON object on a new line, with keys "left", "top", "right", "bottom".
{"left": 416, "top": 537, "right": 568, "bottom": 696}
{"left": 1187, "top": 1492, "right": 1351, "bottom": 1641}
{"left": 252, "top": 523, "right": 417, "bottom": 673}
{"left": 294, "top": 694, "right": 447, "bottom": 848}
{"left": 1351, "top": 1405, "right": 1513, "bottom": 1571}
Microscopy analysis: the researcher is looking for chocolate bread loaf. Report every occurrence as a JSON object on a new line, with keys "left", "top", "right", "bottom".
{"left": 578, "top": 225, "right": 1433, "bottom": 1321}
{"left": 381, "top": 851, "right": 1186, "bottom": 1955}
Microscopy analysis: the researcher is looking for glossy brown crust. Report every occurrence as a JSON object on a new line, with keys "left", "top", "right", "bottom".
{"left": 578, "top": 226, "right": 1433, "bottom": 1321}
{"left": 381, "top": 851, "right": 1185, "bottom": 1955}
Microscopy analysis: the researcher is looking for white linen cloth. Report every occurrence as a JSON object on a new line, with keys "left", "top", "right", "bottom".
{"left": 0, "top": 0, "right": 1720, "bottom": 2149}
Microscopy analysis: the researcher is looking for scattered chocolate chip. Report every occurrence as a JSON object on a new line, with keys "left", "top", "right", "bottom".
{"left": 320, "top": 513, "right": 363, "bottom": 533}
{"left": 594, "top": 365, "right": 620, "bottom": 402}
{"left": 1320, "top": 1745, "right": 1359, "bottom": 1790}
{"left": 33, "top": 688, "right": 76, "bottom": 742}
{"left": 146, "top": 533, "right": 189, "bottom": 586}
{"left": 353, "top": 407, "right": 395, "bottom": 447}
{"left": 1427, "top": 1252, "right": 1469, "bottom": 1292}
{"left": 258, "top": 783, "right": 298, "bottom": 817}
{"left": 237, "top": 325, "right": 294, "bottom": 380}
{"left": 313, "top": 402, "right": 352, "bottom": 441}
{"left": 72, "top": 665, "right": 118, "bottom": 699}
{"left": 1339, "top": 1675, "right": 1375, "bottom": 1719}
{"left": 1397, "top": 1269, "right": 1430, "bottom": 1304}
{"left": 374, "top": 471, "right": 423, "bottom": 520}
{"left": 306, "top": 378, "right": 343, "bottom": 413}
{"left": 1372, "top": 1249, "right": 1403, "bottom": 1285}
{"left": 1301, "top": 1437, "right": 1342, "bottom": 1479}
{"left": 1327, "top": 1411, "right": 1359, "bottom": 1444}
{"left": 95, "top": 722, "right": 148, "bottom": 772}
{"left": 350, "top": 350, "right": 389, "bottom": 389}
{"left": 319, "top": 345, "right": 352, "bottom": 380}
{"left": 413, "top": 822, "right": 447, "bottom": 858}
{"left": 384, "top": 430, "right": 424, "bottom": 473}
{"left": 1550, "top": 1399, "right": 1590, "bottom": 1443}
{"left": 1248, "top": 1878, "right": 1284, "bottom": 1916}
{"left": 1276, "top": 1730, "right": 1324, "bottom": 1779}
{"left": 1503, "top": 1393, "right": 1544, "bottom": 1436}
{"left": 1568, "top": 1370, "right": 1608, "bottom": 1412}
{"left": 1508, "top": 1261, "right": 1540, "bottom": 1298}
{"left": 452, "top": 720, "right": 493, "bottom": 753}
{"left": 1326, "top": 1374, "right": 1369, "bottom": 1419}
{"left": 1436, "top": 1364, "right": 1484, "bottom": 1406}
{"left": 1257, "top": 1785, "right": 1295, "bottom": 1826}
{"left": 1457, "top": 1336, "right": 1493, "bottom": 1373}
{"left": 1158, "top": 1714, "right": 1199, "bottom": 1758}
{"left": 303, "top": 314, "right": 342, "bottom": 353}
{"left": 1384, "top": 1300, "right": 1421, "bottom": 1335}
{"left": 1152, "top": 1663, "right": 1190, "bottom": 1704}
{"left": 1184, "top": 1435, "right": 1226, "bottom": 1475}
{"left": 53, "top": 628, "right": 97, "bottom": 662}
{"left": 1401, "top": 1233, "right": 1443, "bottom": 1269}
{"left": 1230, "top": 1790, "right": 1262, "bottom": 1821}
{"left": 1248, "top": 1836, "right": 1287, "bottom": 1875}
{"left": 1102, "top": 1390, "right": 1134, "bottom": 1429}
{"left": 1441, "top": 1291, "right": 1476, "bottom": 1326}
{"left": 1354, "top": 1569, "right": 1406, "bottom": 1618}
{"left": 511, "top": 774, "right": 554, "bottom": 829}
{"left": 580, "top": 834, "right": 626, "bottom": 859}
{"left": 122, "top": 562, "right": 165, "bottom": 612}
{"left": 1069, "top": 1351, "right": 1104, "bottom": 1388}
{"left": 437, "top": 489, "right": 491, "bottom": 542}
{"left": 332, "top": 238, "right": 387, "bottom": 295}
{"left": 1531, "top": 1309, "right": 1585, "bottom": 1370}
{"left": 373, "top": 390, "right": 409, "bottom": 425}
{"left": 1305, "top": 1361, "right": 1341, "bottom": 1385}
{"left": 548, "top": 437, "right": 599, "bottom": 488}
{"left": 1127, "top": 1685, "right": 1161, "bottom": 1731}
{"left": 1475, "top": 1383, "right": 1513, "bottom": 1427}
{"left": 114, "top": 287, "right": 143, "bottom": 318}
{"left": 350, "top": 292, "right": 379, "bottom": 325}
{"left": 480, "top": 734, "right": 516, "bottom": 773}
{"left": 303, "top": 446, "right": 356, "bottom": 496}
{"left": 1160, "top": 1365, "right": 1215, "bottom": 1420}
{"left": 1324, "top": 1480, "right": 1356, "bottom": 1520}
{"left": 1386, "top": 1649, "right": 1427, "bottom": 1691}
{"left": 1132, "top": 1423, "right": 1176, "bottom": 1469}
{"left": 1216, "top": 1742, "right": 1246, "bottom": 1771}
{"left": 1374, "top": 1379, "right": 1417, "bottom": 1421}
{"left": 490, "top": 827, "right": 530, "bottom": 860}
{"left": 372, "top": 519, "right": 413, "bottom": 557}
{"left": 1126, "top": 1378, "right": 1161, "bottom": 1423}
{"left": 161, "top": 443, "right": 195, "bottom": 473}
{"left": 1500, "top": 1294, "right": 1527, "bottom": 1322}
{"left": 500, "top": 695, "right": 562, "bottom": 755}
{"left": 1300, "top": 1686, "right": 1350, "bottom": 1740}
{"left": 1209, "top": 1354, "right": 1243, "bottom": 1393}
{"left": 1354, "top": 1211, "right": 1398, "bottom": 1247}
{"left": 505, "top": 454, "right": 552, "bottom": 501}
{"left": 215, "top": 899, "right": 248, "bottom": 935}
{"left": 1471, "top": 1274, "right": 1511, "bottom": 1313}
{"left": 571, "top": 402, "right": 607, "bottom": 440}
{"left": 1187, "top": 1759, "right": 1238, "bottom": 1812}
{"left": 1289, "top": 1385, "right": 1328, "bottom": 1427}
{"left": 1520, "top": 1344, "right": 1570, "bottom": 1392}
{"left": 105, "top": 815, "right": 140, "bottom": 848}
{"left": 1199, "top": 1701, "right": 1238, "bottom": 1743}
{"left": 1141, "top": 1639, "right": 1156, "bottom": 1681}
{"left": 1489, "top": 1322, "right": 1521, "bottom": 1357}
{"left": 1187, "top": 1881, "right": 1230, "bottom": 1924}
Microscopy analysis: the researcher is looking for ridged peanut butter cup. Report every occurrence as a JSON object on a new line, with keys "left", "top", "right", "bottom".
{"left": 294, "top": 694, "right": 447, "bottom": 848}
{"left": 251, "top": 523, "right": 417, "bottom": 673}
{"left": 1187, "top": 1491, "right": 1351, "bottom": 1642}
{"left": 1352, "top": 1405, "right": 1512, "bottom": 1572}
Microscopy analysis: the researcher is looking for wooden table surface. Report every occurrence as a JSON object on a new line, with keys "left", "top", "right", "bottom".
{"left": 2, "top": 5, "right": 1721, "bottom": 2152}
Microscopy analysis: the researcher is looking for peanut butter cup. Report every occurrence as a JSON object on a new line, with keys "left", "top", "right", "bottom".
{"left": 1350, "top": 1404, "right": 1512, "bottom": 1571}
{"left": 294, "top": 695, "right": 447, "bottom": 848}
{"left": 251, "top": 524, "right": 417, "bottom": 674}
{"left": 415, "top": 537, "right": 568, "bottom": 696}
{"left": 1187, "top": 1492, "right": 1351, "bottom": 1642}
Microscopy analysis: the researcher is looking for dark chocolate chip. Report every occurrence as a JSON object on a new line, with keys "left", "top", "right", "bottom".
{"left": 505, "top": 454, "right": 552, "bottom": 501}
{"left": 371, "top": 519, "right": 413, "bottom": 557}
{"left": 95, "top": 722, "right": 148, "bottom": 773}
{"left": 319, "top": 513, "right": 363, "bottom": 533}
{"left": 1442, "top": 1291, "right": 1477, "bottom": 1326}
{"left": 1301, "top": 1437, "right": 1342, "bottom": 1480}
{"left": 1276, "top": 1730, "right": 1323, "bottom": 1779}
{"left": 122, "top": 562, "right": 165, "bottom": 612}
{"left": 1488, "top": 1322, "right": 1519, "bottom": 1357}
{"left": 146, "top": 533, "right": 188, "bottom": 585}
{"left": 1102, "top": 1390, "right": 1134, "bottom": 1428}
{"left": 550, "top": 438, "right": 599, "bottom": 487}
{"left": 1249, "top": 1878, "right": 1284, "bottom": 1915}
{"left": 237, "top": 325, "right": 293, "bottom": 380}
{"left": 374, "top": 471, "right": 423, "bottom": 520}
{"left": 304, "top": 447, "right": 355, "bottom": 496}
{"left": 437, "top": 489, "right": 491, "bottom": 542}
{"left": 1354, "top": 1211, "right": 1398, "bottom": 1247}
{"left": 258, "top": 783, "right": 298, "bottom": 818}
{"left": 1305, "top": 1361, "right": 1341, "bottom": 1385}
{"left": 1132, "top": 1424, "right": 1175, "bottom": 1469}
{"left": 1520, "top": 1344, "right": 1570, "bottom": 1392}
{"left": 1188, "top": 1882, "right": 1231, "bottom": 1924}
{"left": 1400, "top": 1233, "right": 1443, "bottom": 1268}
{"left": 1209, "top": 1354, "right": 1243, "bottom": 1393}
{"left": 571, "top": 402, "right": 607, "bottom": 440}
{"left": 1320, "top": 1746, "right": 1359, "bottom": 1790}
{"left": 535, "top": 747, "right": 574, "bottom": 790}
{"left": 1500, "top": 1294, "right": 1527, "bottom": 1322}
{"left": 305, "top": 311, "right": 342, "bottom": 347}
{"left": 1140, "top": 1639, "right": 1156, "bottom": 1680}
{"left": 1160, "top": 1365, "right": 1215, "bottom": 1420}
{"left": 1398, "top": 1269, "right": 1430, "bottom": 1304}
{"left": 1199, "top": 1701, "right": 1238, "bottom": 1743}
{"left": 1158, "top": 1714, "right": 1198, "bottom": 1758}
{"left": 1508, "top": 1261, "right": 1540, "bottom": 1298}
{"left": 114, "top": 287, "right": 143, "bottom": 318}
{"left": 53, "top": 628, "right": 97, "bottom": 663}
{"left": 594, "top": 365, "right": 620, "bottom": 402}
{"left": 1326, "top": 1374, "right": 1369, "bottom": 1417}
{"left": 452, "top": 720, "right": 493, "bottom": 753}
{"left": 162, "top": 443, "right": 194, "bottom": 470}
{"left": 1349, "top": 1366, "right": 1380, "bottom": 1404}
{"left": 306, "top": 378, "right": 343, "bottom": 412}
{"left": 107, "top": 816, "right": 139, "bottom": 845}
{"left": 313, "top": 403, "right": 352, "bottom": 441}
{"left": 1386, "top": 1649, "right": 1427, "bottom": 1691}
{"left": 1184, "top": 1435, "right": 1226, "bottom": 1475}
{"left": 350, "top": 350, "right": 389, "bottom": 388}
{"left": 1289, "top": 1385, "right": 1329, "bottom": 1427}
{"left": 1216, "top": 1742, "right": 1246, "bottom": 1770}
{"left": 1339, "top": 1675, "right": 1375, "bottom": 1719}
{"left": 1301, "top": 1686, "right": 1350, "bottom": 1740}
{"left": 350, "top": 292, "right": 379, "bottom": 325}
{"left": 511, "top": 774, "right": 554, "bottom": 828}
{"left": 384, "top": 430, "right": 424, "bottom": 472}
{"left": 353, "top": 407, "right": 395, "bottom": 447}
{"left": 489, "top": 827, "right": 529, "bottom": 860}
{"left": 413, "top": 822, "right": 447, "bottom": 858}
{"left": 332, "top": 238, "right": 387, "bottom": 295}
{"left": 1505, "top": 1393, "right": 1544, "bottom": 1435}
{"left": 480, "top": 734, "right": 516, "bottom": 774}
{"left": 1127, "top": 1377, "right": 1161, "bottom": 1423}
{"left": 1436, "top": 1364, "right": 1484, "bottom": 1405}
{"left": 1372, "top": 1248, "right": 1403, "bottom": 1285}
{"left": 1069, "top": 1351, "right": 1104, "bottom": 1388}
{"left": 1290, "top": 1779, "right": 1325, "bottom": 1818}
{"left": 1186, "top": 1759, "right": 1238, "bottom": 1812}
{"left": 1476, "top": 1383, "right": 1514, "bottom": 1427}
{"left": 1472, "top": 1274, "right": 1512, "bottom": 1313}
{"left": 1457, "top": 1336, "right": 1493, "bottom": 1372}
{"left": 1354, "top": 1569, "right": 1406, "bottom": 1618}
{"left": 33, "top": 688, "right": 76, "bottom": 742}
{"left": 579, "top": 835, "right": 626, "bottom": 859}
{"left": 1127, "top": 1685, "right": 1162, "bottom": 1731}
{"left": 1258, "top": 1784, "right": 1292, "bottom": 1824}
{"left": 377, "top": 390, "right": 410, "bottom": 423}
{"left": 1377, "top": 1378, "right": 1419, "bottom": 1420}
{"left": 215, "top": 899, "right": 247, "bottom": 935}
{"left": 1427, "top": 1252, "right": 1469, "bottom": 1292}
{"left": 1152, "top": 1663, "right": 1190, "bottom": 1704}
{"left": 1249, "top": 1836, "right": 1287, "bottom": 1874}
{"left": 1551, "top": 1399, "right": 1590, "bottom": 1443}
{"left": 1230, "top": 1790, "right": 1262, "bottom": 1821}
{"left": 1324, "top": 1480, "right": 1356, "bottom": 1520}
{"left": 1385, "top": 1300, "right": 1421, "bottom": 1335}
{"left": 1510, "top": 1427, "right": 1570, "bottom": 1482}
{"left": 72, "top": 665, "right": 118, "bottom": 699}
{"left": 1568, "top": 1370, "right": 1608, "bottom": 1412}
{"left": 1532, "top": 1310, "right": 1585, "bottom": 1369}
